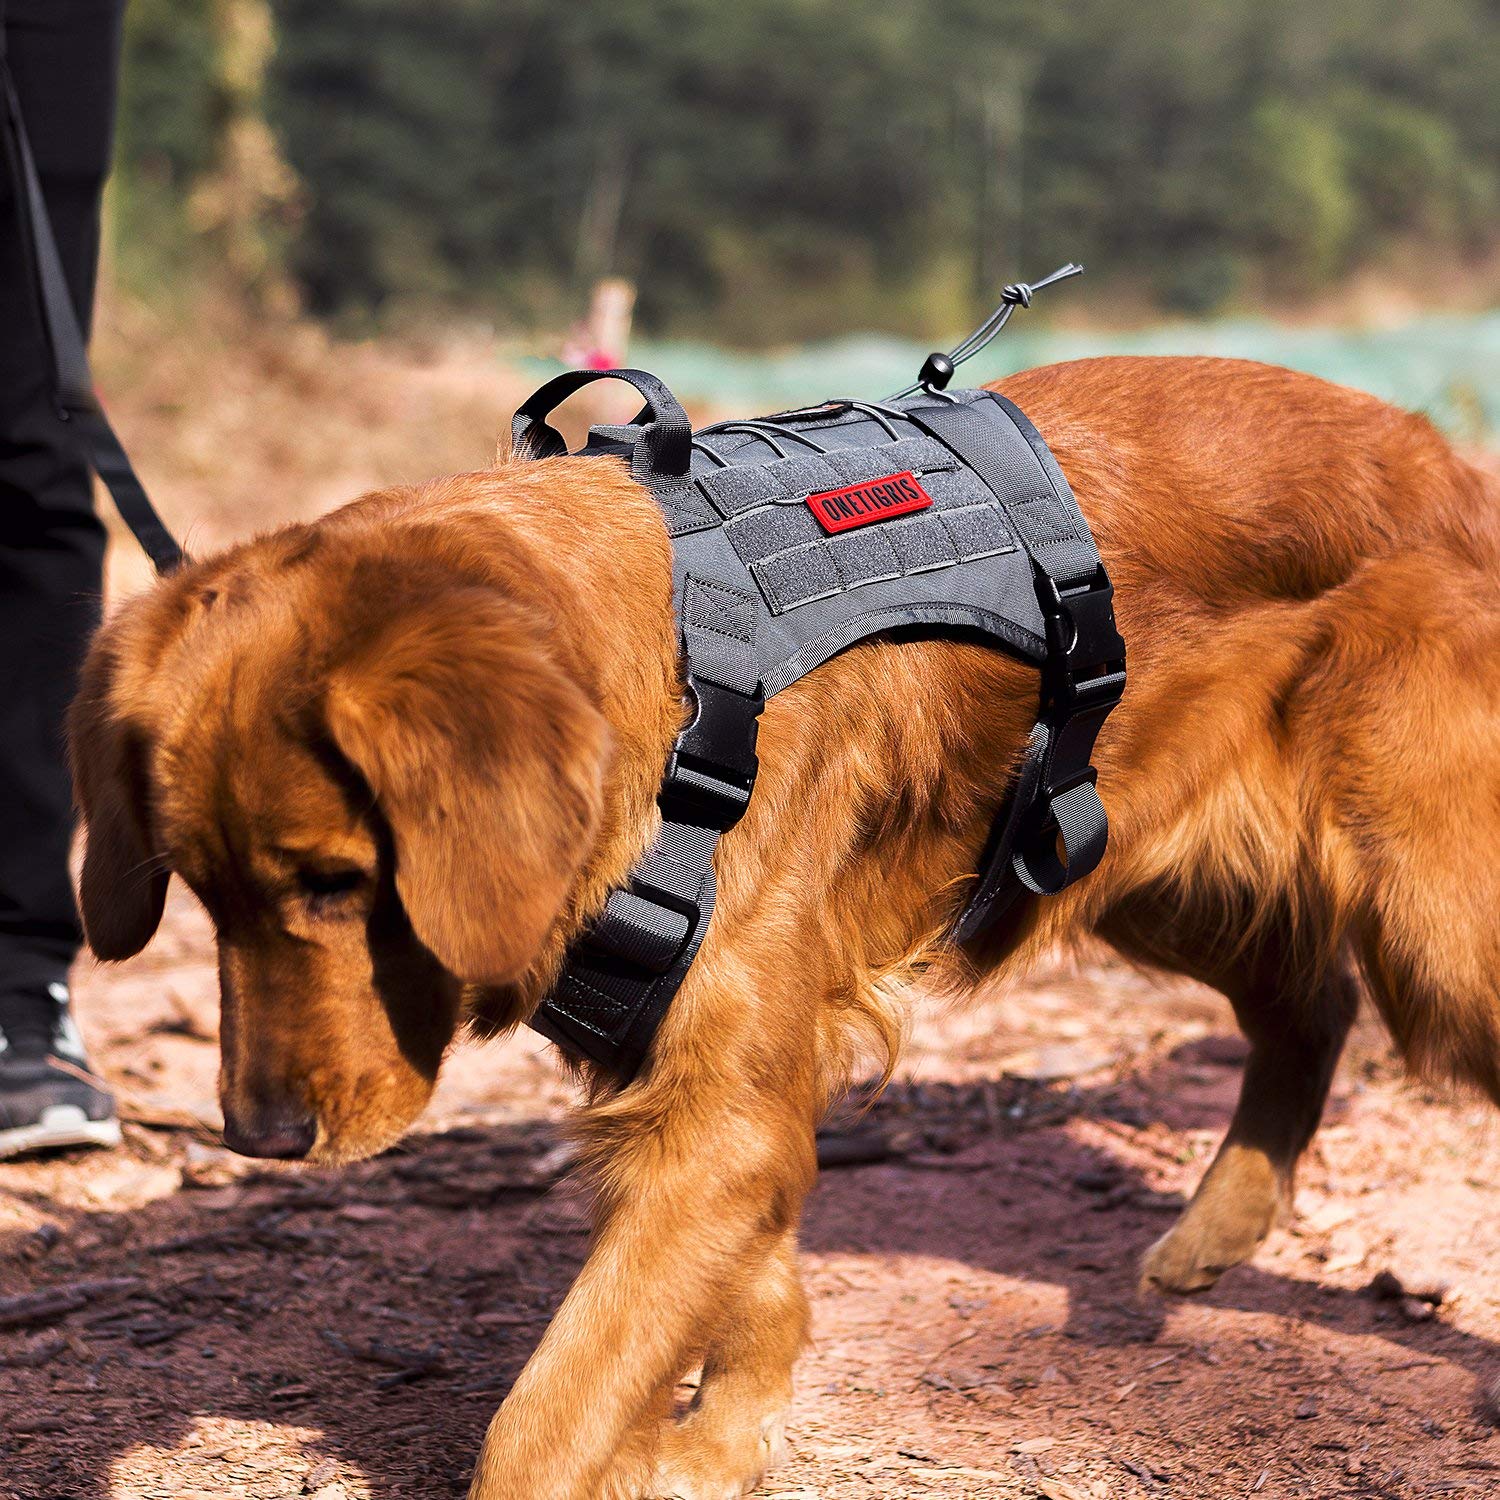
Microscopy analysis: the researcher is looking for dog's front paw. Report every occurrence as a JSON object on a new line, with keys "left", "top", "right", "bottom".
{"left": 647, "top": 1402, "right": 789, "bottom": 1499}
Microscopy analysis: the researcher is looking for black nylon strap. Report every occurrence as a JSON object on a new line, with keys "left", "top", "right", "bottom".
{"left": 1, "top": 63, "right": 185, "bottom": 576}
{"left": 531, "top": 670, "right": 764, "bottom": 1082}
{"left": 512, "top": 367, "right": 693, "bottom": 480}
{"left": 909, "top": 396, "right": 1124, "bottom": 939}
{"left": 530, "top": 810, "right": 727, "bottom": 1078}
{"left": 906, "top": 396, "right": 1096, "bottom": 588}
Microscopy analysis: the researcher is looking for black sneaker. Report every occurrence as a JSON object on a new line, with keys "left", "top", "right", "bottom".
{"left": 0, "top": 979, "right": 121, "bottom": 1159}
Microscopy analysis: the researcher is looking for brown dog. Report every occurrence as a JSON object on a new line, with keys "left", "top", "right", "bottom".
{"left": 70, "top": 356, "right": 1500, "bottom": 1498}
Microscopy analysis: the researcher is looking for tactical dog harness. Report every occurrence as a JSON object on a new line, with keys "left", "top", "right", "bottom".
{"left": 516, "top": 272, "right": 1125, "bottom": 1081}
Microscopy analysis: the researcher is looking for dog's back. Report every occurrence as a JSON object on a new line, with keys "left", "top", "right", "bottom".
{"left": 988, "top": 357, "right": 1500, "bottom": 1104}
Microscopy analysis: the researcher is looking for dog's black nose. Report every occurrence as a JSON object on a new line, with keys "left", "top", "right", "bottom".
{"left": 223, "top": 1107, "right": 316, "bottom": 1160}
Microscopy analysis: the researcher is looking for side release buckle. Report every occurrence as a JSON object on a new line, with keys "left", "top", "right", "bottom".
{"left": 1006, "top": 566, "right": 1127, "bottom": 896}
{"left": 1041, "top": 569, "right": 1127, "bottom": 717}
{"left": 660, "top": 674, "right": 764, "bottom": 830}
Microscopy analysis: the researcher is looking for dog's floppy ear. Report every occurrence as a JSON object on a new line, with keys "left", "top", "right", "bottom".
{"left": 68, "top": 640, "right": 170, "bottom": 960}
{"left": 326, "top": 591, "right": 610, "bottom": 985}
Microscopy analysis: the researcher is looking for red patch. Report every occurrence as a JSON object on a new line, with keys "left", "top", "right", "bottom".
{"left": 805, "top": 472, "right": 933, "bottom": 534}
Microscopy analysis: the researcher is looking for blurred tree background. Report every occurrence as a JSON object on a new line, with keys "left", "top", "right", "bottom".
{"left": 114, "top": 0, "right": 1498, "bottom": 343}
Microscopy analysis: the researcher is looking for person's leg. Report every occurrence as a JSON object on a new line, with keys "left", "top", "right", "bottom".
{"left": 0, "top": 0, "right": 122, "bottom": 1156}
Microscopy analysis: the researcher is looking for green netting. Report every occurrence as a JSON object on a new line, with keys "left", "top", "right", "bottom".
{"left": 543, "top": 313, "right": 1499, "bottom": 441}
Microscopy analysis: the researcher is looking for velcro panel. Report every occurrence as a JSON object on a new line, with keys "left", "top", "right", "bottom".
{"left": 938, "top": 502, "right": 1016, "bottom": 560}
{"left": 817, "top": 436, "right": 951, "bottom": 487}
{"left": 750, "top": 544, "right": 843, "bottom": 612}
{"left": 827, "top": 528, "right": 902, "bottom": 586}
{"left": 724, "top": 503, "right": 825, "bottom": 563}
{"left": 920, "top": 461, "right": 993, "bottom": 511}
{"left": 887, "top": 515, "right": 959, "bottom": 574}
{"left": 698, "top": 463, "right": 789, "bottom": 515}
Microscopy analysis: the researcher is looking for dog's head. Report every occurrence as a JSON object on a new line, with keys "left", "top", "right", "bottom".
{"left": 69, "top": 498, "right": 623, "bottom": 1163}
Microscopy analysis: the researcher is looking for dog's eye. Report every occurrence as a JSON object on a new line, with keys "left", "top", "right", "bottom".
{"left": 296, "top": 867, "right": 366, "bottom": 908}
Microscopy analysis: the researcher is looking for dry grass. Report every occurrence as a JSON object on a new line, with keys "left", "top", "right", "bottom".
{"left": 93, "top": 295, "right": 538, "bottom": 595}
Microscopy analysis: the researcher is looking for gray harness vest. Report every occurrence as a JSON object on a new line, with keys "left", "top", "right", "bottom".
{"left": 514, "top": 366, "right": 1126, "bottom": 1081}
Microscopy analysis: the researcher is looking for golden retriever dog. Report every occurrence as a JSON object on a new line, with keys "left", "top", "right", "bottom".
{"left": 69, "top": 356, "right": 1500, "bottom": 1499}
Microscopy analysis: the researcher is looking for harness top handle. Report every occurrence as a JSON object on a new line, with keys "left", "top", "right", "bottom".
{"left": 511, "top": 367, "right": 693, "bottom": 480}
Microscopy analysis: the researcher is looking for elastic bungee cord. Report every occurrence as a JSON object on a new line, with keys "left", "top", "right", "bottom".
{"left": 888, "top": 261, "right": 1084, "bottom": 400}
{"left": 689, "top": 263, "right": 1085, "bottom": 466}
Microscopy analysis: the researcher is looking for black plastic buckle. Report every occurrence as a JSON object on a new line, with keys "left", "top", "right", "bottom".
{"left": 1039, "top": 570, "right": 1126, "bottom": 715}
{"left": 659, "top": 674, "right": 764, "bottom": 830}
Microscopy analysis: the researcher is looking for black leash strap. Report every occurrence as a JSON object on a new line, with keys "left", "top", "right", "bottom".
{"left": 1, "top": 61, "right": 184, "bottom": 574}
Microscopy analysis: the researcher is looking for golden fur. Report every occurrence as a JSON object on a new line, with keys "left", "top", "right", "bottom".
{"left": 70, "top": 357, "right": 1500, "bottom": 1497}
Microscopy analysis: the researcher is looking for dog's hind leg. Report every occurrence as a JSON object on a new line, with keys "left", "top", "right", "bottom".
{"left": 1140, "top": 959, "right": 1357, "bottom": 1293}
{"left": 1098, "top": 892, "right": 1356, "bottom": 1294}
{"left": 647, "top": 1227, "right": 807, "bottom": 1499}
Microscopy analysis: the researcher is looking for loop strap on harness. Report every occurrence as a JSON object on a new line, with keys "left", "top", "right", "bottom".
{"left": 0, "top": 61, "right": 185, "bottom": 575}
{"left": 512, "top": 367, "right": 694, "bottom": 480}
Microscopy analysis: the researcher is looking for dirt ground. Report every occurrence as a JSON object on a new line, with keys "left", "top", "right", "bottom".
{"left": 3, "top": 312, "right": 1499, "bottom": 1498}
{"left": 2, "top": 885, "right": 1498, "bottom": 1500}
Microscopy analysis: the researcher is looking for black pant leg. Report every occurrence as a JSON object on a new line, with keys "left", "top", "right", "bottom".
{"left": 0, "top": 0, "right": 122, "bottom": 988}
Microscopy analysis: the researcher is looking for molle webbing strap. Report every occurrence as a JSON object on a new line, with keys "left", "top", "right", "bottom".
{"left": 0, "top": 62, "right": 185, "bottom": 575}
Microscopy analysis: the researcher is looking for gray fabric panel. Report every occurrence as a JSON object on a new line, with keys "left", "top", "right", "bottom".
{"left": 652, "top": 477, "right": 722, "bottom": 536}
{"left": 887, "top": 515, "right": 960, "bottom": 573}
{"left": 921, "top": 462, "right": 990, "bottom": 510}
{"left": 774, "top": 454, "right": 844, "bottom": 498}
{"left": 821, "top": 435, "right": 947, "bottom": 486}
{"left": 762, "top": 453, "right": 834, "bottom": 501}
{"left": 724, "top": 503, "right": 825, "bottom": 562}
{"left": 827, "top": 528, "right": 902, "bottom": 586}
{"left": 682, "top": 573, "right": 757, "bottom": 640}
{"left": 751, "top": 545, "right": 843, "bottom": 613}
{"left": 680, "top": 574, "right": 759, "bottom": 693}
{"left": 940, "top": 503, "right": 1017, "bottom": 560}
